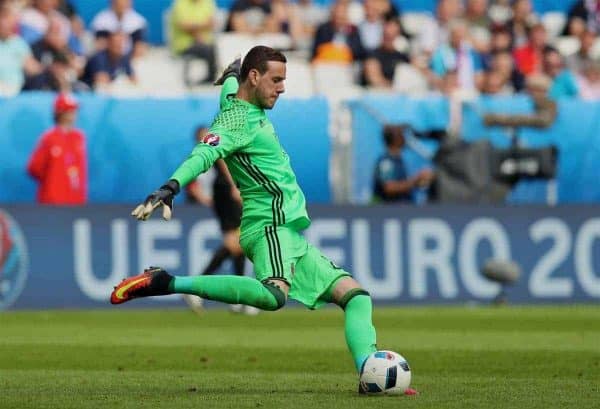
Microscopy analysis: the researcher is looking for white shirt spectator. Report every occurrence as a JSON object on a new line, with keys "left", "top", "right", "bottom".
{"left": 359, "top": 20, "right": 383, "bottom": 51}
{"left": 91, "top": 7, "right": 147, "bottom": 55}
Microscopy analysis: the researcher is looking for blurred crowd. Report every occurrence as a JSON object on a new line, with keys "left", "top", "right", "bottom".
{"left": 2, "top": 0, "right": 600, "bottom": 99}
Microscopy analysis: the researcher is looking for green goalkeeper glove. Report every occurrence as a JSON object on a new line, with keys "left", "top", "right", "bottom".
{"left": 131, "top": 180, "right": 180, "bottom": 221}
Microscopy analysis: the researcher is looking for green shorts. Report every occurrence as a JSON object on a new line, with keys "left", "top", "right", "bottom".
{"left": 240, "top": 225, "right": 351, "bottom": 309}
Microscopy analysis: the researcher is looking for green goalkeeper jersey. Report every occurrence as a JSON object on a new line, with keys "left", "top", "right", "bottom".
{"left": 170, "top": 77, "right": 311, "bottom": 239}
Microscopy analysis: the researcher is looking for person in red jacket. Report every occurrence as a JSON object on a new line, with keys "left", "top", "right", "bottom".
{"left": 27, "top": 93, "right": 87, "bottom": 205}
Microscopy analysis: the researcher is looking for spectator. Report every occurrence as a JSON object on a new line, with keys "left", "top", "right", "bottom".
{"left": 29, "top": 17, "right": 83, "bottom": 76}
{"left": 488, "top": 50, "right": 525, "bottom": 92}
{"left": 481, "top": 68, "right": 511, "bottom": 95}
{"left": 19, "top": 0, "right": 71, "bottom": 45}
{"left": 359, "top": 0, "right": 385, "bottom": 52}
{"left": 488, "top": 24, "right": 512, "bottom": 54}
{"left": 567, "top": 29, "right": 599, "bottom": 73}
{"left": 363, "top": 18, "right": 409, "bottom": 88}
{"left": 465, "top": 0, "right": 490, "bottom": 29}
{"left": 484, "top": 73, "right": 557, "bottom": 128}
{"left": 225, "top": 0, "right": 274, "bottom": 34}
{"left": 27, "top": 93, "right": 87, "bottom": 205}
{"left": 311, "top": 1, "right": 366, "bottom": 63}
{"left": 564, "top": 0, "right": 600, "bottom": 36}
{"left": 542, "top": 48, "right": 579, "bottom": 99}
{"left": 91, "top": 0, "right": 147, "bottom": 58}
{"left": 291, "top": 0, "right": 329, "bottom": 50}
{"left": 576, "top": 59, "right": 600, "bottom": 99}
{"left": 169, "top": 0, "right": 217, "bottom": 86}
{"left": 373, "top": 124, "right": 433, "bottom": 203}
{"left": 82, "top": 31, "right": 135, "bottom": 90}
{"left": 464, "top": 0, "right": 492, "bottom": 54}
{"left": 23, "top": 51, "right": 88, "bottom": 91}
{"left": 430, "top": 19, "right": 484, "bottom": 91}
{"left": 269, "top": 0, "right": 303, "bottom": 42}
{"left": 376, "top": 0, "right": 400, "bottom": 21}
{"left": 56, "top": 0, "right": 85, "bottom": 55}
{"left": 0, "top": 4, "right": 40, "bottom": 95}
{"left": 513, "top": 23, "right": 551, "bottom": 76}
{"left": 417, "top": 0, "right": 463, "bottom": 53}
{"left": 504, "top": 0, "right": 536, "bottom": 48}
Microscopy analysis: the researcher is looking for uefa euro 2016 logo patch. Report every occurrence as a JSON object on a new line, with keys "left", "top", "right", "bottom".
{"left": 202, "top": 133, "right": 220, "bottom": 147}
{"left": 0, "top": 209, "right": 28, "bottom": 310}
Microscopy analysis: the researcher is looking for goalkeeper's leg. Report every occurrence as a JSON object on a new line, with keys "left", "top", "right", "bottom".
{"left": 327, "top": 277, "right": 378, "bottom": 372}
{"left": 110, "top": 267, "right": 287, "bottom": 311}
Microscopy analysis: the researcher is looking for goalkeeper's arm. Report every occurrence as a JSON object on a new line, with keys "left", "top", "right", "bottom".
{"left": 215, "top": 56, "right": 241, "bottom": 108}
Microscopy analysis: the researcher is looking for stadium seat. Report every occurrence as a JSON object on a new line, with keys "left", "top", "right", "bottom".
{"left": 541, "top": 12, "right": 567, "bottom": 40}
{"left": 553, "top": 36, "right": 581, "bottom": 57}
{"left": 401, "top": 12, "right": 434, "bottom": 37}
{"left": 284, "top": 60, "right": 314, "bottom": 98}
{"left": 312, "top": 63, "right": 362, "bottom": 99}
{"left": 132, "top": 47, "right": 186, "bottom": 95}
{"left": 256, "top": 33, "right": 293, "bottom": 51}
{"left": 215, "top": 33, "right": 258, "bottom": 70}
{"left": 393, "top": 63, "right": 428, "bottom": 95}
{"left": 488, "top": 4, "right": 511, "bottom": 24}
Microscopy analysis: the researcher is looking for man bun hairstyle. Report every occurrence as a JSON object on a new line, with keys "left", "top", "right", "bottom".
{"left": 240, "top": 46, "right": 287, "bottom": 81}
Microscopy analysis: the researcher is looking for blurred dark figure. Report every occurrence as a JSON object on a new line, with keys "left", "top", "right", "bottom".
{"left": 82, "top": 31, "right": 135, "bottom": 89}
{"left": 373, "top": 125, "right": 433, "bottom": 203}
{"left": 504, "top": 0, "right": 535, "bottom": 48}
{"left": 564, "top": 0, "right": 600, "bottom": 36}
{"left": 91, "top": 0, "right": 147, "bottom": 58}
{"left": 567, "top": 29, "right": 599, "bottom": 73}
{"left": 542, "top": 48, "right": 579, "bottom": 99}
{"left": 27, "top": 93, "right": 87, "bottom": 205}
{"left": 23, "top": 51, "right": 87, "bottom": 91}
{"left": 311, "top": 0, "right": 366, "bottom": 63}
{"left": 225, "top": 0, "right": 275, "bottom": 34}
{"left": 362, "top": 18, "right": 409, "bottom": 88}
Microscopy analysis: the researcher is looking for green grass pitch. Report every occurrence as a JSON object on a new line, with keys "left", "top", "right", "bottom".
{"left": 1, "top": 305, "right": 599, "bottom": 408}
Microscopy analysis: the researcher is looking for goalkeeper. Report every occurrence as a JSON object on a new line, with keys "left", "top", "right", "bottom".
{"left": 110, "top": 46, "right": 402, "bottom": 393}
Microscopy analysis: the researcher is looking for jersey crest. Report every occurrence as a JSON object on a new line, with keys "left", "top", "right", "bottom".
{"left": 202, "top": 133, "right": 220, "bottom": 147}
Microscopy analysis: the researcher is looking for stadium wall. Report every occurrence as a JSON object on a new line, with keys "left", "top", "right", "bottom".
{"left": 0, "top": 92, "right": 331, "bottom": 204}
{"left": 1, "top": 205, "right": 599, "bottom": 310}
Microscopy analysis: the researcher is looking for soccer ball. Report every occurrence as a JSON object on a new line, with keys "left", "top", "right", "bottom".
{"left": 359, "top": 350, "right": 411, "bottom": 395}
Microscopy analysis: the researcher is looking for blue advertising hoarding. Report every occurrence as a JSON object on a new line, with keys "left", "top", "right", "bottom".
{"left": 1, "top": 205, "right": 599, "bottom": 310}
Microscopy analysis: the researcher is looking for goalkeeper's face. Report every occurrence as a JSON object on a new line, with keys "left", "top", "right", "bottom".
{"left": 255, "top": 61, "right": 286, "bottom": 110}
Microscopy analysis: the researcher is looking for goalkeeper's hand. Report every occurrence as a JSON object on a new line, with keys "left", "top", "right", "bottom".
{"left": 131, "top": 180, "right": 180, "bottom": 221}
{"left": 213, "top": 55, "right": 241, "bottom": 85}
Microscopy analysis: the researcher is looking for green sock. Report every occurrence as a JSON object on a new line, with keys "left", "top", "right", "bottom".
{"left": 344, "top": 294, "right": 378, "bottom": 372}
{"left": 169, "top": 275, "right": 284, "bottom": 311}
